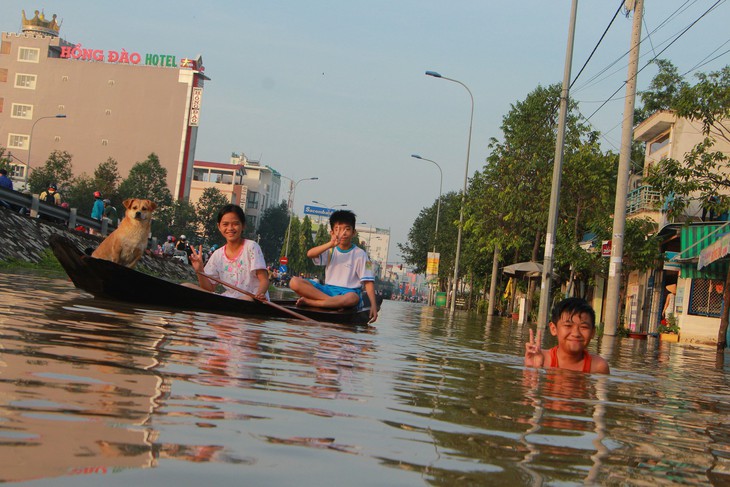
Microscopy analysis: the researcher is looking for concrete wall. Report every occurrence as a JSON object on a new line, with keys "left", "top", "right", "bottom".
{"left": 0, "top": 206, "right": 196, "bottom": 282}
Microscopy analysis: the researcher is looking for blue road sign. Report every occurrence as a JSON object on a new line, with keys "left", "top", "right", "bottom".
{"left": 279, "top": 265, "right": 288, "bottom": 273}
{"left": 303, "top": 205, "right": 334, "bottom": 217}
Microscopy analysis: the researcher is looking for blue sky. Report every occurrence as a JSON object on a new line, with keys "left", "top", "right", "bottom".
{"left": 5, "top": 1, "right": 729, "bottom": 261}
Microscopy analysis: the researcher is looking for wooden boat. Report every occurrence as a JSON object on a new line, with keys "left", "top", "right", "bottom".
{"left": 49, "top": 235, "right": 380, "bottom": 325}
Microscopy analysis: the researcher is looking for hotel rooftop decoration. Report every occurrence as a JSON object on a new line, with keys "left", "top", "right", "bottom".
{"left": 21, "top": 9, "right": 61, "bottom": 37}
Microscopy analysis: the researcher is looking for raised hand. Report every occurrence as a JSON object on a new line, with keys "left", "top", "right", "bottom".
{"left": 524, "top": 328, "right": 545, "bottom": 368}
{"left": 189, "top": 245, "right": 204, "bottom": 271}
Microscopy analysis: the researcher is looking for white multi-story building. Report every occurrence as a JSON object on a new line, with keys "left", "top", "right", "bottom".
{"left": 230, "top": 153, "right": 282, "bottom": 231}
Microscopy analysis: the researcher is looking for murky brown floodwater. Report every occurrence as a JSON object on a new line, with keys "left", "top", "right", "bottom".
{"left": 1, "top": 271, "right": 729, "bottom": 486}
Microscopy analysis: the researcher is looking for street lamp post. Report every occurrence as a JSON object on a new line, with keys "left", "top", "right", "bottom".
{"left": 411, "top": 154, "right": 443, "bottom": 306}
{"left": 284, "top": 177, "right": 318, "bottom": 258}
{"left": 425, "top": 70, "right": 474, "bottom": 313}
{"left": 410, "top": 154, "right": 443, "bottom": 252}
{"left": 25, "top": 114, "right": 67, "bottom": 189}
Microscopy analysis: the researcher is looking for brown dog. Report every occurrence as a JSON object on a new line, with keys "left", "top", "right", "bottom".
{"left": 92, "top": 198, "right": 157, "bottom": 268}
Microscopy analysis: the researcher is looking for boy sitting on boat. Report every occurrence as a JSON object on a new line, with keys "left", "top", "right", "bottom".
{"left": 524, "top": 297, "right": 610, "bottom": 374}
{"left": 289, "top": 210, "right": 378, "bottom": 323}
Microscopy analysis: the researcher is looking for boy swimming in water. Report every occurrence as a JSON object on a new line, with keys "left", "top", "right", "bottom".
{"left": 524, "top": 297, "right": 610, "bottom": 374}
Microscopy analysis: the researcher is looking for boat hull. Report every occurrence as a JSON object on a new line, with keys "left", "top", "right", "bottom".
{"left": 49, "top": 235, "right": 378, "bottom": 325}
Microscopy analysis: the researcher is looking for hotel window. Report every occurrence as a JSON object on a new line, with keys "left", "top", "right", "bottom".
{"left": 8, "top": 133, "right": 29, "bottom": 149}
{"left": 11, "top": 103, "right": 33, "bottom": 119}
{"left": 0, "top": 68, "right": 7, "bottom": 82}
{"left": 10, "top": 164, "right": 25, "bottom": 180}
{"left": 18, "top": 47, "right": 40, "bottom": 63}
{"left": 0, "top": 40, "right": 10, "bottom": 55}
{"left": 15, "top": 73, "right": 37, "bottom": 89}
{"left": 247, "top": 191, "right": 259, "bottom": 210}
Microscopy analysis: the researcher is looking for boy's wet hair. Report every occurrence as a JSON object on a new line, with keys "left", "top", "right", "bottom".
{"left": 551, "top": 297, "right": 596, "bottom": 328}
{"left": 329, "top": 209, "right": 356, "bottom": 229}
{"left": 217, "top": 204, "right": 247, "bottom": 226}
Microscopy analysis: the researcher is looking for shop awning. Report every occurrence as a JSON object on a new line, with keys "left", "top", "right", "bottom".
{"left": 678, "top": 224, "right": 730, "bottom": 279}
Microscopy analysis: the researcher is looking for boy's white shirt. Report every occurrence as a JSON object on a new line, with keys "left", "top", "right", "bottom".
{"left": 313, "top": 245, "right": 375, "bottom": 289}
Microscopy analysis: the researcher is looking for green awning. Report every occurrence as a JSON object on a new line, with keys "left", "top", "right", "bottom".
{"left": 679, "top": 224, "right": 729, "bottom": 279}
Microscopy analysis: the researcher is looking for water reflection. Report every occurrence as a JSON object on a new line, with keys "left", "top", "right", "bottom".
{"left": 1, "top": 272, "right": 730, "bottom": 485}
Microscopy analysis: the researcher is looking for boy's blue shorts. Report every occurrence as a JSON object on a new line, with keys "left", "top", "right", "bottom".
{"left": 307, "top": 280, "right": 362, "bottom": 305}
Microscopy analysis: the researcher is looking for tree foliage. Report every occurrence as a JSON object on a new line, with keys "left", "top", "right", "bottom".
{"left": 258, "top": 201, "right": 289, "bottom": 263}
{"left": 194, "top": 187, "right": 230, "bottom": 244}
{"left": 644, "top": 64, "right": 730, "bottom": 217}
{"left": 28, "top": 150, "right": 73, "bottom": 195}
{"left": 117, "top": 153, "right": 173, "bottom": 207}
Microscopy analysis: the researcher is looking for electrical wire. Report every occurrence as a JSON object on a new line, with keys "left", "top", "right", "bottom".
{"left": 569, "top": 0, "right": 624, "bottom": 90}
{"left": 584, "top": 0, "right": 724, "bottom": 122}
{"left": 681, "top": 38, "right": 730, "bottom": 75}
{"left": 572, "top": 0, "right": 697, "bottom": 93}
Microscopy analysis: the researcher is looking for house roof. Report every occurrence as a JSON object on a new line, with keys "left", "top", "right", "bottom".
{"left": 634, "top": 110, "right": 676, "bottom": 142}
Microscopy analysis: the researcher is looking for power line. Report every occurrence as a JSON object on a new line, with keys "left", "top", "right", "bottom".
{"left": 584, "top": 0, "right": 724, "bottom": 122}
{"left": 682, "top": 38, "right": 730, "bottom": 75}
{"left": 569, "top": 0, "right": 624, "bottom": 90}
{"left": 572, "top": 0, "right": 697, "bottom": 93}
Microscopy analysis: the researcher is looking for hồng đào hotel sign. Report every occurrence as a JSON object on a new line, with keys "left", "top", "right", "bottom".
{"left": 59, "top": 44, "right": 202, "bottom": 70}
{"left": 698, "top": 232, "right": 730, "bottom": 270}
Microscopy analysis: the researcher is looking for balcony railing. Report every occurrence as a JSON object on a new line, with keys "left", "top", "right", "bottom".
{"left": 627, "top": 185, "right": 662, "bottom": 215}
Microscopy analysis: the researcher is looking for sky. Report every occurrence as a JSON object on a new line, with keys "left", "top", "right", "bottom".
{"left": 4, "top": 1, "right": 729, "bottom": 263}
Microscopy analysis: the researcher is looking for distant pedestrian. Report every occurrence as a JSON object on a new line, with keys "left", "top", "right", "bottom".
{"left": 39, "top": 184, "right": 61, "bottom": 206}
{"left": 102, "top": 199, "right": 118, "bottom": 226}
{"left": 90, "top": 191, "right": 104, "bottom": 235}
{"left": 0, "top": 169, "right": 13, "bottom": 209}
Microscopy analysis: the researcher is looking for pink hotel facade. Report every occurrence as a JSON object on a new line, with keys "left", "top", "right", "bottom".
{"left": 0, "top": 10, "right": 208, "bottom": 199}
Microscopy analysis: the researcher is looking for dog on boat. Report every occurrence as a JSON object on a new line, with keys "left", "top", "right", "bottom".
{"left": 92, "top": 198, "right": 157, "bottom": 268}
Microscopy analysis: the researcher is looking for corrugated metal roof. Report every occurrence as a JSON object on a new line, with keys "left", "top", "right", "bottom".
{"left": 680, "top": 224, "right": 729, "bottom": 279}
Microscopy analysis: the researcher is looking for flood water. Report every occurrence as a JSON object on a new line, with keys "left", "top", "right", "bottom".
{"left": 1, "top": 271, "right": 730, "bottom": 486}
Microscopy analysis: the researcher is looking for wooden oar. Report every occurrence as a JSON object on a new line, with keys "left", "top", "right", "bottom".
{"left": 197, "top": 272, "right": 314, "bottom": 321}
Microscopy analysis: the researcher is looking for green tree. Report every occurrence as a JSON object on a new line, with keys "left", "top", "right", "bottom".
{"left": 258, "top": 201, "right": 289, "bottom": 263}
{"left": 93, "top": 157, "right": 121, "bottom": 201}
{"left": 296, "top": 216, "right": 317, "bottom": 276}
{"left": 399, "top": 191, "right": 461, "bottom": 291}
{"left": 155, "top": 199, "right": 197, "bottom": 245}
{"left": 117, "top": 153, "right": 173, "bottom": 207}
{"left": 64, "top": 173, "right": 96, "bottom": 216}
{"left": 0, "top": 147, "right": 13, "bottom": 174}
{"left": 194, "top": 187, "right": 230, "bottom": 244}
{"left": 643, "top": 64, "right": 730, "bottom": 347}
{"left": 28, "top": 150, "right": 73, "bottom": 195}
{"left": 635, "top": 59, "right": 688, "bottom": 124}
{"left": 286, "top": 217, "right": 303, "bottom": 274}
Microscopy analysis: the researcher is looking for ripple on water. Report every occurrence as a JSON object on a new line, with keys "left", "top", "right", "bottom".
{"left": 1, "top": 274, "right": 730, "bottom": 485}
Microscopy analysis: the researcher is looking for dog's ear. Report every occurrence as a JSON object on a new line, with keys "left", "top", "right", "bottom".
{"left": 149, "top": 201, "right": 157, "bottom": 211}
{"left": 123, "top": 199, "right": 134, "bottom": 209}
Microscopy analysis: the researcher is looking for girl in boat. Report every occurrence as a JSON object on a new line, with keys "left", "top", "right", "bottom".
{"left": 189, "top": 204, "right": 269, "bottom": 301}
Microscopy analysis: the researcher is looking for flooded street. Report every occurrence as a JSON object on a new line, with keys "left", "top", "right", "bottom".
{"left": 1, "top": 271, "right": 730, "bottom": 486}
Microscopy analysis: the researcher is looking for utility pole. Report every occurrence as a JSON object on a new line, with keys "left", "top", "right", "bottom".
{"left": 604, "top": 0, "right": 644, "bottom": 335}
{"left": 536, "top": 0, "right": 579, "bottom": 327}
{"left": 487, "top": 246, "right": 500, "bottom": 317}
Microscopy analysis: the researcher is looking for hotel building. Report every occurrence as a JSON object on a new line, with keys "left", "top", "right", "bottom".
{"left": 0, "top": 10, "right": 208, "bottom": 198}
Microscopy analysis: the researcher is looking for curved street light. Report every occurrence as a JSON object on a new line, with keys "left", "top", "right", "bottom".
{"left": 312, "top": 201, "right": 347, "bottom": 226}
{"left": 25, "top": 114, "right": 67, "bottom": 189}
{"left": 411, "top": 154, "right": 443, "bottom": 252}
{"left": 425, "top": 70, "right": 474, "bottom": 314}
{"left": 284, "top": 176, "right": 318, "bottom": 258}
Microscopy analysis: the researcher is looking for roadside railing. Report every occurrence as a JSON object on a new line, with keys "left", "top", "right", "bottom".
{"left": 0, "top": 186, "right": 116, "bottom": 236}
